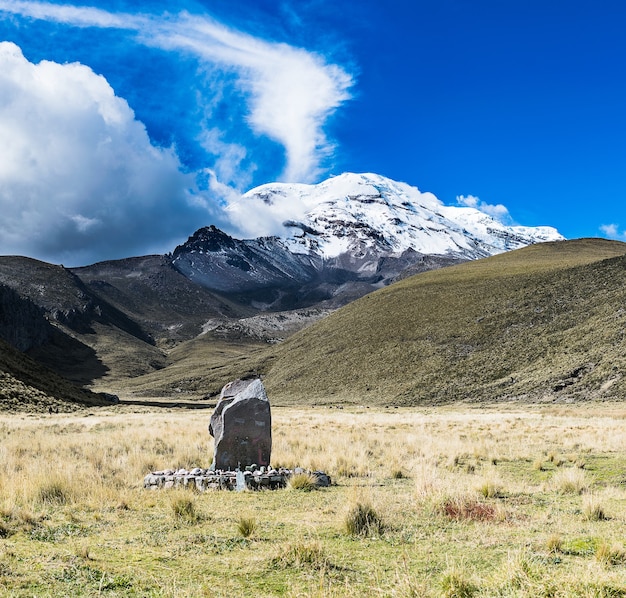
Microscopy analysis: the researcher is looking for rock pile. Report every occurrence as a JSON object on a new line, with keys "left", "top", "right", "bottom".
{"left": 144, "top": 377, "right": 332, "bottom": 492}
{"left": 143, "top": 467, "right": 331, "bottom": 492}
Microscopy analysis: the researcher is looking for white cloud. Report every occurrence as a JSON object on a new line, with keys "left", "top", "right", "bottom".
{"left": 226, "top": 186, "right": 314, "bottom": 239}
{"left": 0, "top": 1, "right": 353, "bottom": 185}
{"left": 0, "top": 42, "right": 205, "bottom": 265}
{"left": 456, "top": 194, "right": 513, "bottom": 224}
{"left": 600, "top": 223, "right": 625, "bottom": 239}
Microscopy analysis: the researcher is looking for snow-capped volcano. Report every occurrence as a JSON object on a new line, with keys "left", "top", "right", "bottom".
{"left": 236, "top": 172, "right": 563, "bottom": 260}
{"left": 173, "top": 173, "right": 563, "bottom": 310}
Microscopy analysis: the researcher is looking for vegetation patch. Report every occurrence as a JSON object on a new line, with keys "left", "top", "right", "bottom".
{"left": 269, "top": 540, "right": 329, "bottom": 570}
{"left": 343, "top": 502, "right": 385, "bottom": 537}
{"left": 0, "top": 405, "right": 626, "bottom": 596}
{"left": 439, "top": 496, "right": 501, "bottom": 522}
{"left": 170, "top": 493, "right": 203, "bottom": 524}
{"left": 236, "top": 516, "right": 257, "bottom": 538}
{"left": 287, "top": 472, "right": 319, "bottom": 491}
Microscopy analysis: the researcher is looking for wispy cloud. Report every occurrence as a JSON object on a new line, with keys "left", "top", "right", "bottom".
{"left": 0, "top": 1, "right": 354, "bottom": 264}
{"left": 456, "top": 194, "right": 513, "bottom": 224}
{"left": 599, "top": 223, "right": 626, "bottom": 240}
{"left": 0, "top": 0, "right": 353, "bottom": 184}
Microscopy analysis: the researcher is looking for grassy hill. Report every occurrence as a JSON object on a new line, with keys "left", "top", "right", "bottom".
{"left": 5, "top": 238, "right": 626, "bottom": 408}
{"left": 259, "top": 238, "right": 626, "bottom": 404}
{"left": 117, "top": 238, "right": 626, "bottom": 405}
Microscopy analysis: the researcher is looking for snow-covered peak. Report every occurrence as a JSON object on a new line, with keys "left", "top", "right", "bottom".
{"left": 231, "top": 172, "right": 563, "bottom": 260}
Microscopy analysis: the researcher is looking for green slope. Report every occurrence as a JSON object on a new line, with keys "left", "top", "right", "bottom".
{"left": 258, "top": 238, "right": 626, "bottom": 404}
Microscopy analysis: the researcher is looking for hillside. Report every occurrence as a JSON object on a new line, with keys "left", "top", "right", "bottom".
{"left": 261, "top": 238, "right": 626, "bottom": 404}
{"left": 118, "top": 238, "right": 626, "bottom": 404}
{"left": 0, "top": 336, "right": 117, "bottom": 412}
{"left": 0, "top": 172, "right": 566, "bottom": 396}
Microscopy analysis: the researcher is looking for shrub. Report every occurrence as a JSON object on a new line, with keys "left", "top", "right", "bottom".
{"left": 287, "top": 472, "right": 318, "bottom": 491}
{"left": 237, "top": 516, "right": 257, "bottom": 538}
{"left": 343, "top": 502, "right": 385, "bottom": 537}
{"left": 552, "top": 468, "right": 589, "bottom": 495}
{"left": 171, "top": 495, "right": 201, "bottom": 524}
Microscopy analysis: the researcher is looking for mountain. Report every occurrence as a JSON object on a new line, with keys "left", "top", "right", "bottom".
{"left": 171, "top": 173, "right": 563, "bottom": 309}
{"left": 0, "top": 254, "right": 256, "bottom": 390}
{"left": 245, "top": 172, "right": 561, "bottom": 258}
{"left": 122, "top": 238, "right": 626, "bottom": 404}
{"left": 0, "top": 172, "right": 569, "bottom": 406}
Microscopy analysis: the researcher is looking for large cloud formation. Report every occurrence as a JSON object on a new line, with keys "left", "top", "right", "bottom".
{"left": 0, "top": 2, "right": 354, "bottom": 265}
{"left": 0, "top": 1, "right": 354, "bottom": 185}
{"left": 0, "top": 42, "right": 205, "bottom": 265}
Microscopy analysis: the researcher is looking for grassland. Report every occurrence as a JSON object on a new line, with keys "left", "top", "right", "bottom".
{"left": 2, "top": 403, "right": 626, "bottom": 596}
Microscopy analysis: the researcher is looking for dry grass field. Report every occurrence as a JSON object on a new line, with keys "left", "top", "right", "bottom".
{"left": 2, "top": 403, "right": 626, "bottom": 596}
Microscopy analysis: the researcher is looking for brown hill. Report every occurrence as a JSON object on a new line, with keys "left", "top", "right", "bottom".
{"left": 259, "top": 238, "right": 626, "bottom": 404}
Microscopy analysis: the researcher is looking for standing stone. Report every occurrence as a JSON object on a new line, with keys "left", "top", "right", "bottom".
{"left": 209, "top": 378, "right": 272, "bottom": 470}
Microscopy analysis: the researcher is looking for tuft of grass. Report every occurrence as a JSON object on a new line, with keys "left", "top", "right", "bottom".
{"left": 497, "top": 551, "right": 540, "bottom": 591}
{"left": 545, "top": 534, "right": 563, "bottom": 553}
{"left": 595, "top": 540, "right": 626, "bottom": 566}
{"left": 440, "top": 564, "right": 477, "bottom": 598}
{"left": 583, "top": 495, "right": 608, "bottom": 521}
{"left": 475, "top": 475, "right": 503, "bottom": 499}
{"left": 287, "top": 472, "right": 318, "bottom": 491}
{"left": 391, "top": 468, "right": 405, "bottom": 479}
{"left": 237, "top": 516, "right": 257, "bottom": 538}
{"left": 552, "top": 467, "right": 589, "bottom": 494}
{"left": 532, "top": 458, "right": 545, "bottom": 471}
{"left": 171, "top": 494, "right": 201, "bottom": 524}
{"left": 269, "top": 540, "right": 328, "bottom": 570}
{"left": 35, "top": 477, "right": 73, "bottom": 506}
{"left": 76, "top": 544, "right": 92, "bottom": 561}
{"left": 343, "top": 502, "right": 385, "bottom": 537}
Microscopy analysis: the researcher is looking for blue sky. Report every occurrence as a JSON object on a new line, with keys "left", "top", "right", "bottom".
{"left": 0, "top": 0, "right": 624, "bottom": 265}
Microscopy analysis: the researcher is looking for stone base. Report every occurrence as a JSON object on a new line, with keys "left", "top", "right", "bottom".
{"left": 143, "top": 467, "right": 331, "bottom": 491}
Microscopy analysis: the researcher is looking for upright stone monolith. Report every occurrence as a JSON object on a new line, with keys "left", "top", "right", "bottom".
{"left": 208, "top": 378, "right": 271, "bottom": 471}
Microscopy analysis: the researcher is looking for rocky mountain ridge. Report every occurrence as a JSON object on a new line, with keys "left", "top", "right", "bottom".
{"left": 172, "top": 173, "right": 563, "bottom": 309}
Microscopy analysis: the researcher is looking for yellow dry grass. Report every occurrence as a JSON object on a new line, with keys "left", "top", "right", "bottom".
{"left": 1, "top": 403, "right": 626, "bottom": 596}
